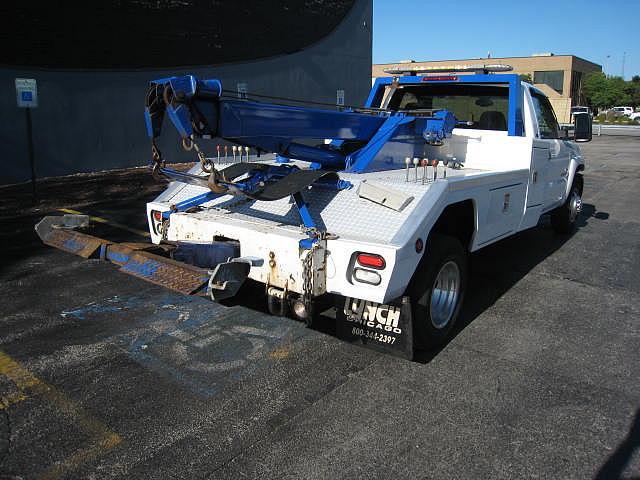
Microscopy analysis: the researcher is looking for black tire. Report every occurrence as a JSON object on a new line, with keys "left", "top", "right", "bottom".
{"left": 551, "top": 173, "right": 583, "bottom": 234}
{"left": 408, "top": 234, "right": 468, "bottom": 351}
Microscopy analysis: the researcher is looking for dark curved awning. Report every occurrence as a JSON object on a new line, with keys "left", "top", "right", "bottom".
{"left": 0, "top": 0, "right": 356, "bottom": 70}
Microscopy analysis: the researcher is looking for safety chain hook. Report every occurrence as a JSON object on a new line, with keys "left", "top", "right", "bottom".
{"left": 151, "top": 138, "right": 165, "bottom": 180}
{"left": 189, "top": 136, "right": 214, "bottom": 174}
{"left": 300, "top": 229, "right": 335, "bottom": 326}
{"left": 185, "top": 135, "right": 228, "bottom": 194}
{"left": 301, "top": 241, "right": 319, "bottom": 325}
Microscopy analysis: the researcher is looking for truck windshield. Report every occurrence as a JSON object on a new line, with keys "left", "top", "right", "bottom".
{"left": 387, "top": 84, "right": 509, "bottom": 131}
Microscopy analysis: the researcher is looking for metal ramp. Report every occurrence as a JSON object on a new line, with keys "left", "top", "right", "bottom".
{"left": 35, "top": 215, "right": 210, "bottom": 295}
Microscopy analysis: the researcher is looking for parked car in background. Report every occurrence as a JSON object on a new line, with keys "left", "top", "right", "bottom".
{"left": 611, "top": 106, "right": 634, "bottom": 117}
{"left": 629, "top": 111, "right": 640, "bottom": 122}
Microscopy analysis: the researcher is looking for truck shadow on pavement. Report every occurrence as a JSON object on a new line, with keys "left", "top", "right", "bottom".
{"left": 594, "top": 408, "right": 640, "bottom": 480}
{"left": 413, "top": 203, "right": 606, "bottom": 363}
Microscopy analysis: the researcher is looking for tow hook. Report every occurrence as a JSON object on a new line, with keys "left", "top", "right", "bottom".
{"left": 267, "top": 284, "right": 288, "bottom": 317}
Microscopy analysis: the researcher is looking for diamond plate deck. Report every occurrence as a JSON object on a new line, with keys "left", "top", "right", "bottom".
{"left": 157, "top": 161, "right": 490, "bottom": 243}
{"left": 43, "top": 229, "right": 109, "bottom": 258}
{"left": 119, "top": 251, "right": 209, "bottom": 295}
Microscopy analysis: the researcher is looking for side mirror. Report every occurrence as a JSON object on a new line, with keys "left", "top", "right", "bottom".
{"left": 573, "top": 112, "right": 592, "bottom": 142}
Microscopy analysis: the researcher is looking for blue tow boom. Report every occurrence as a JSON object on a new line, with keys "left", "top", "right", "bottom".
{"left": 144, "top": 75, "right": 457, "bottom": 176}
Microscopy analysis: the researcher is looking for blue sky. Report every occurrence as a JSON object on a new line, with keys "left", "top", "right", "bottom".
{"left": 373, "top": 0, "right": 639, "bottom": 80}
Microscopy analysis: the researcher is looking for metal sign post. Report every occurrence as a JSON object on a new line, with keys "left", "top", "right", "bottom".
{"left": 236, "top": 82, "right": 248, "bottom": 99}
{"left": 336, "top": 89, "right": 345, "bottom": 111}
{"left": 15, "top": 78, "right": 38, "bottom": 199}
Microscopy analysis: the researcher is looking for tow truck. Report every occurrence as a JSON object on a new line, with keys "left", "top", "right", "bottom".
{"left": 36, "top": 65, "right": 591, "bottom": 358}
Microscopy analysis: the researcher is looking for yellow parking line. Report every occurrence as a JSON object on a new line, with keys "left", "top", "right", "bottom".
{"left": 1, "top": 390, "right": 36, "bottom": 409}
{"left": 0, "top": 350, "right": 122, "bottom": 479}
{"left": 33, "top": 432, "right": 121, "bottom": 480}
{"left": 58, "top": 208, "right": 150, "bottom": 238}
{"left": 0, "top": 351, "right": 51, "bottom": 408}
{"left": 32, "top": 387, "right": 122, "bottom": 480}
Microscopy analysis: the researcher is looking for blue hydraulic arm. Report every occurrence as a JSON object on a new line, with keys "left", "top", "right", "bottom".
{"left": 144, "top": 75, "right": 458, "bottom": 173}
{"left": 145, "top": 75, "right": 386, "bottom": 169}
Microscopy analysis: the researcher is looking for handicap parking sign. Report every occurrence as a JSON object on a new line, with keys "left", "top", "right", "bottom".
{"left": 16, "top": 78, "right": 38, "bottom": 108}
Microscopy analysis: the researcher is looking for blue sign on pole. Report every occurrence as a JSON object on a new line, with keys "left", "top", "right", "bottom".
{"left": 16, "top": 78, "right": 38, "bottom": 108}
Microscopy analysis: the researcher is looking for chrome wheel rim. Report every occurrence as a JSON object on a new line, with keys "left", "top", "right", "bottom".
{"left": 568, "top": 190, "right": 582, "bottom": 222}
{"left": 430, "top": 261, "right": 460, "bottom": 329}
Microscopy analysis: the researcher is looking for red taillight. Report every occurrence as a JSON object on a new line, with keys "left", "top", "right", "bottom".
{"left": 152, "top": 210, "right": 162, "bottom": 221}
{"left": 422, "top": 76, "right": 458, "bottom": 81}
{"left": 357, "top": 253, "right": 385, "bottom": 269}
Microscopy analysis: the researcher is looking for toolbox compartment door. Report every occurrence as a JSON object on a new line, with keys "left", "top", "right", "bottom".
{"left": 479, "top": 182, "right": 527, "bottom": 245}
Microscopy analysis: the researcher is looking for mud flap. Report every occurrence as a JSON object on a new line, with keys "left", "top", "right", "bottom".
{"left": 335, "top": 296, "right": 413, "bottom": 360}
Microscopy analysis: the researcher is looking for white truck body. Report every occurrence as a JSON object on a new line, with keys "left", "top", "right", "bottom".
{"left": 147, "top": 81, "right": 585, "bottom": 305}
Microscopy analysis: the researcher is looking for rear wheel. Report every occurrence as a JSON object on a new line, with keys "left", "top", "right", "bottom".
{"left": 408, "top": 234, "right": 468, "bottom": 350}
{"left": 551, "top": 173, "right": 583, "bottom": 234}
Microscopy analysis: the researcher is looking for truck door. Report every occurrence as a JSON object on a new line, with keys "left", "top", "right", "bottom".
{"left": 529, "top": 141, "right": 547, "bottom": 208}
{"left": 530, "top": 90, "right": 571, "bottom": 211}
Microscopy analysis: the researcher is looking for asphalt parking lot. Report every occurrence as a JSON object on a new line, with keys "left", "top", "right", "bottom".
{"left": 0, "top": 135, "right": 639, "bottom": 479}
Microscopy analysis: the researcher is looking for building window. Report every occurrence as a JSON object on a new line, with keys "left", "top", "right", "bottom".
{"left": 571, "top": 71, "right": 583, "bottom": 104}
{"left": 533, "top": 70, "right": 564, "bottom": 95}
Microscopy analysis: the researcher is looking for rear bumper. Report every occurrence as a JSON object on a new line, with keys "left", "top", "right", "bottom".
{"left": 158, "top": 207, "right": 404, "bottom": 303}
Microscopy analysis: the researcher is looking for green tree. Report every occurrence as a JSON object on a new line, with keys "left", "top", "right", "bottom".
{"left": 583, "top": 72, "right": 610, "bottom": 108}
{"left": 626, "top": 76, "right": 640, "bottom": 107}
{"left": 582, "top": 72, "right": 634, "bottom": 108}
{"left": 519, "top": 73, "right": 532, "bottom": 83}
{"left": 609, "top": 76, "right": 632, "bottom": 105}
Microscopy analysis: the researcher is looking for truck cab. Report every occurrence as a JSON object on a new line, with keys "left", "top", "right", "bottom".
{"left": 365, "top": 73, "right": 586, "bottom": 242}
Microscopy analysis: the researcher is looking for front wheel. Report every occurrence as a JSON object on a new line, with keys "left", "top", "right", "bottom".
{"left": 551, "top": 173, "right": 583, "bottom": 234}
{"left": 408, "top": 234, "right": 468, "bottom": 351}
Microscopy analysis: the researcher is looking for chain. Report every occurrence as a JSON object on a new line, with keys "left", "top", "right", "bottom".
{"left": 184, "top": 135, "right": 233, "bottom": 194}
{"left": 159, "top": 218, "right": 170, "bottom": 242}
{"left": 301, "top": 241, "right": 320, "bottom": 308}
{"left": 300, "top": 228, "right": 336, "bottom": 312}
{"left": 152, "top": 134, "right": 215, "bottom": 177}
{"left": 301, "top": 226, "right": 338, "bottom": 241}
{"left": 151, "top": 138, "right": 165, "bottom": 179}
{"left": 186, "top": 136, "right": 214, "bottom": 173}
